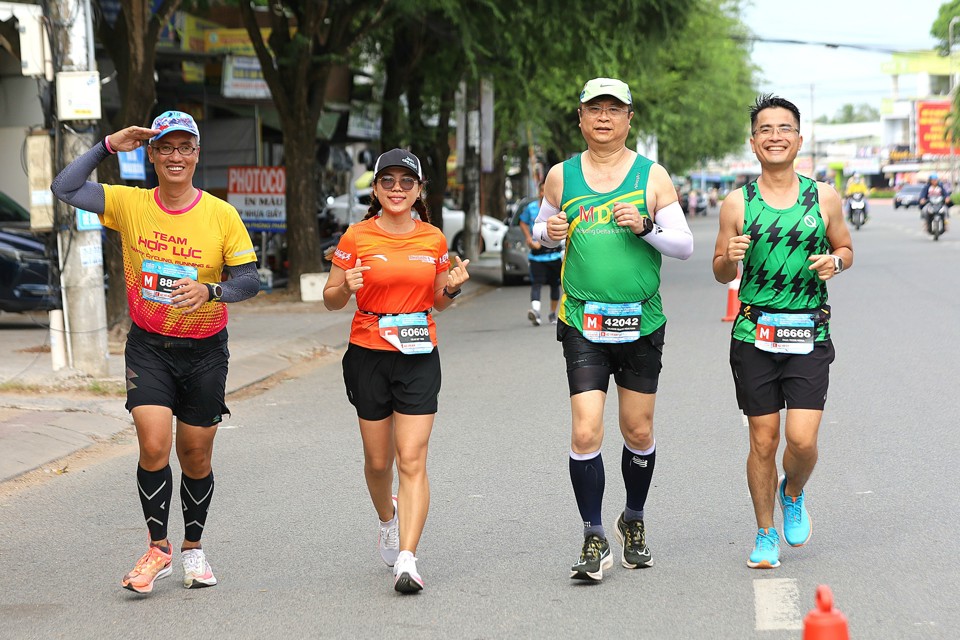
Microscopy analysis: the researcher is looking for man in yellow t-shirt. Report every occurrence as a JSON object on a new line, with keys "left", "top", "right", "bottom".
{"left": 51, "top": 111, "right": 259, "bottom": 595}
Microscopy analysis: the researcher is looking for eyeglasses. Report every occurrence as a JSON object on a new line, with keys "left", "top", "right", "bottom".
{"left": 377, "top": 175, "right": 419, "bottom": 191}
{"left": 582, "top": 105, "right": 630, "bottom": 118}
{"left": 151, "top": 143, "right": 199, "bottom": 156}
{"left": 752, "top": 124, "right": 799, "bottom": 138}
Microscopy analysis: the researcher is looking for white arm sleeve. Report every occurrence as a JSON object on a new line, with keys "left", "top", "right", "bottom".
{"left": 642, "top": 201, "right": 694, "bottom": 259}
{"left": 531, "top": 199, "right": 563, "bottom": 248}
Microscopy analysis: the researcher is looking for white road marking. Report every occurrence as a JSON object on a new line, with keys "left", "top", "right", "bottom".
{"left": 754, "top": 578, "right": 804, "bottom": 631}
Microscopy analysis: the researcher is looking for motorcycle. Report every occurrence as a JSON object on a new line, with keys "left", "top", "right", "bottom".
{"left": 847, "top": 192, "right": 867, "bottom": 230}
{"left": 922, "top": 195, "right": 949, "bottom": 241}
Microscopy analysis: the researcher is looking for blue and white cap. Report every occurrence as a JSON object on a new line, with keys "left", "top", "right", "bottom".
{"left": 374, "top": 148, "right": 423, "bottom": 180}
{"left": 150, "top": 110, "right": 200, "bottom": 143}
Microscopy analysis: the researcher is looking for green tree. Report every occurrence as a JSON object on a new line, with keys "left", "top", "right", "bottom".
{"left": 238, "top": 0, "right": 390, "bottom": 294}
{"left": 815, "top": 103, "right": 880, "bottom": 124}
{"left": 931, "top": 2, "right": 960, "bottom": 143}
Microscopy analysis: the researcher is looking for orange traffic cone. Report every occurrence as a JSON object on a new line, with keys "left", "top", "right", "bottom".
{"left": 721, "top": 274, "right": 741, "bottom": 322}
{"left": 803, "top": 585, "right": 849, "bottom": 640}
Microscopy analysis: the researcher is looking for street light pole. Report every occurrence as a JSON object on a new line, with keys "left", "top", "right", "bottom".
{"left": 949, "top": 16, "right": 959, "bottom": 188}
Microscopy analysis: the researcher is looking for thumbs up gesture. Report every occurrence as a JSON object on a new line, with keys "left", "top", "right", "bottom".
{"left": 345, "top": 257, "right": 371, "bottom": 293}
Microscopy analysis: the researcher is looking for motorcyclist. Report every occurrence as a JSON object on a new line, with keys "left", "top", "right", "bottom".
{"left": 918, "top": 174, "right": 951, "bottom": 234}
{"left": 843, "top": 173, "right": 869, "bottom": 222}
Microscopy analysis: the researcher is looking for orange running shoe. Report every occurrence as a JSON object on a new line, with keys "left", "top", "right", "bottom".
{"left": 121, "top": 544, "right": 172, "bottom": 593}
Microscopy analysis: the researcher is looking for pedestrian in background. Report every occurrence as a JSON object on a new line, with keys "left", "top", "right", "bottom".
{"left": 518, "top": 181, "right": 562, "bottom": 325}
{"left": 533, "top": 78, "right": 693, "bottom": 581}
{"left": 712, "top": 94, "right": 853, "bottom": 570}
{"left": 51, "top": 111, "right": 261, "bottom": 593}
{"left": 323, "top": 149, "right": 470, "bottom": 594}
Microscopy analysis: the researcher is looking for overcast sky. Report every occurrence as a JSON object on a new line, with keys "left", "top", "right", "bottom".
{"left": 741, "top": 0, "right": 945, "bottom": 121}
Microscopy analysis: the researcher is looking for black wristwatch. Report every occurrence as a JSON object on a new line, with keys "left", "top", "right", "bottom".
{"left": 443, "top": 287, "right": 462, "bottom": 299}
{"left": 635, "top": 216, "right": 654, "bottom": 238}
{"left": 206, "top": 283, "right": 223, "bottom": 302}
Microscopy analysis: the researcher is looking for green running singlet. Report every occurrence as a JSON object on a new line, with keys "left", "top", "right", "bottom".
{"left": 558, "top": 152, "right": 665, "bottom": 336}
{"left": 733, "top": 174, "right": 831, "bottom": 343}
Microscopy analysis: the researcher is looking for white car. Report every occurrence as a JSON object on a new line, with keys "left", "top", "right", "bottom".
{"left": 322, "top": 189, "right": 505, "bottom": 255}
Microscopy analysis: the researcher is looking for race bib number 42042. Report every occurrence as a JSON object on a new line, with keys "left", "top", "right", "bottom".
{"left": 140, "top": 260, "right": 198, "bottom": 304}
{"left": 754, "top": 312, "right": 815, "bottom": 354}
{"left": 582, "top": 301, "right": 642, "bottom": 344}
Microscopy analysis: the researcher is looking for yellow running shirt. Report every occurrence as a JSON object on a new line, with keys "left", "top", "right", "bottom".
{"left": 102, "top": 185, "right": 257, "bottom": 339}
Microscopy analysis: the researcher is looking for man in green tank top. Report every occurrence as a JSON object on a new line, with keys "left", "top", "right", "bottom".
{"left": 531, "top": 78, "right": 693, "bottom": 581}
{"left": 712, "top": 94, "right": 853, "bottom": 570}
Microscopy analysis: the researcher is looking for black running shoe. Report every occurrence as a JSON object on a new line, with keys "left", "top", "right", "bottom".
{"left": 570, "top": 534, "right": 613, "bottom": 581}
{"left": 614, "top": 512, "right": 653, "bottom": 569}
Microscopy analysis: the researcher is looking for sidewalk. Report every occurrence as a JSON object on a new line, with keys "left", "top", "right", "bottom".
{"left": 0, "top": 270, "right": 493, "bottom": 483}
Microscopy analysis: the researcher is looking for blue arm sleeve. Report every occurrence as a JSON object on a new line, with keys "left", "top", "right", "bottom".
{"left": 50, "top": 139, "right": 109, "bottom": 214}
{"left": 220, "top": 262, "right": 261, "bottom": 303}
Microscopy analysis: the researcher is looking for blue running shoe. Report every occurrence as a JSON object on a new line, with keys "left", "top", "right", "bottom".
{"left": 778, "top": 476, "right": 812, "bottom": 547}
{"left": 747, "top": 527, "right": 781, "bottom": 569}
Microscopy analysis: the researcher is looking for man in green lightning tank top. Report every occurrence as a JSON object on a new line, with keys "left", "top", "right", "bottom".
{"left": 532, "top": 78, "right": 693, "bottom": 581}
{"left": 713, "top": 95, "right": 854, "bottom": 570}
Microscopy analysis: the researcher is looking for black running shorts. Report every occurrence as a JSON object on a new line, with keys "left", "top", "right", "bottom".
{"left": 729, "top": 338, "right": 836, "bottom": 416}
{"left": 529, "top": 259, "right": 561, "bottom": 288}
{"left": 342, "top": 343, "right": 441, "bottom": 421}
{"left": 124, "top": 323, "right": 230, "bottom": 427}
{"left": 557, "top": 321, "right": 665, "bottom": 396}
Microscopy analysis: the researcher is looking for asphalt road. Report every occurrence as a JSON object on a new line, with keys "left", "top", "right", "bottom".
{"left": 0, "top": 201, "right": 958, "bottom": 639}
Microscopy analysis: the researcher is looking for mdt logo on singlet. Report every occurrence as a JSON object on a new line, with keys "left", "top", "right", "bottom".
{"left": 580, "top": 205, "right": 611, "bottom": 224}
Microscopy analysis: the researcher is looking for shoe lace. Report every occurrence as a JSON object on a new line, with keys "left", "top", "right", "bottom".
{"left": 135, "top": 547, "right": 167, "bottom": 575}
{"left": 381, "top": 521, "right": 399, "bottom": 548}
{"left": 756, "top": 531, "right": 777, "bottom": 552}
{"left": 784, "top": 494, "right": 804, "bottom": 525}
{"left": 580, "top": 536, "right": 603, "bottom": 562}
{"left": 182, "top": 549, "right": 204, "bottom": 574}
{"left": 622, "top": 519, "right": 646, "bottom": 549}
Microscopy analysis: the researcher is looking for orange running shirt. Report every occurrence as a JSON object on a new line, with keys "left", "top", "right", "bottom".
{"left": 102, "top": 185, "right": 257, "bottom": 339}
{"left": 331, "top": 217, "right": 450, "bottom": 351}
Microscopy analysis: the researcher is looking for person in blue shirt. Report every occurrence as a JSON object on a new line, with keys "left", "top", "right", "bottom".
{"left": 519, "top": 182, "right": 562, "bottom": 325}
{"left": 918, "top": 174, "right": 951, "bottom": 234}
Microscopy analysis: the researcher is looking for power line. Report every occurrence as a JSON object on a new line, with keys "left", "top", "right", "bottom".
{"left": 735, "top": 34, "right": 917, "bottom": 54}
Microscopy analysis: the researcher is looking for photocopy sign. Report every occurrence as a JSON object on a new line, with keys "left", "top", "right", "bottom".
{"left": 227, "top": 167, "right": 286, "bottom": 232}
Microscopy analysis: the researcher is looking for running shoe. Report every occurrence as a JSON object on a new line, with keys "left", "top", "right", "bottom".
{"left": 121, "top": 543, "right": 172, "bottom": 593}
{"left": 378, "top": 495, "right": 400, "bottom": 567}
{"left": 570, "top": 534, "right": 613, "bottom": 581}
{"left": 747, "top": 527, "right": 781, "bottom": 569}
{"left": 614, "top": 512, "right": 653, "bottom": 569}
{"left": 528, "top": 309, "right": 541, "bottom": 326}
{"left": 778, "top": 476, "right": 812, "bottom": 547}
{"left": 181, "top": 547, "right": 218, "bottom": 589}
{"left": 548, "top": 312, "right": 558, "bottom": 324}
{"left": 393, "top": 550, "right": 423, "bottom": 593}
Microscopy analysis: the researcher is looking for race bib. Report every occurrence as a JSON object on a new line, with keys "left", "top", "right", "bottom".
{"left": 582, "top": 301, "right": 642, "bottom": 344}
{"left": 378, "top": 313, "right": 434, "bottom": 355}
{"left": 140, "top": 260, "right": 198, "bottom": 304}
{"left": 754, "top": 313, "right": 815, "bottom": 354}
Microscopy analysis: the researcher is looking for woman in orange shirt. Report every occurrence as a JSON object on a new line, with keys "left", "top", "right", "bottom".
{"left": 323, "top": 149, "right": 470, "bottom": 594}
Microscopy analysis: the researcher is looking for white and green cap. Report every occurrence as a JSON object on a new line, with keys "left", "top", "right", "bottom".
{"left": 579, "top": 78, "right": 632, "bottom": 105}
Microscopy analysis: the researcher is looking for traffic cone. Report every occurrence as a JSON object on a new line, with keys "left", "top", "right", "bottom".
{"left": 803, "top": 585, "right": 849, "bottom": 640}
{"left": 721, "top": 275, "right": 741, "bottom": 322}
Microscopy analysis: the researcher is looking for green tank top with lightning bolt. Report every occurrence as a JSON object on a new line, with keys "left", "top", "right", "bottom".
{"left": 557, "top": 152, "right": 665, "bottom": 335}
{"left": 733, "top": 174, "right": 831, "bottom": 343}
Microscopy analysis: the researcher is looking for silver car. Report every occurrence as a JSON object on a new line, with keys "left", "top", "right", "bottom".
{"left": 500, "top": 196, "right": 538, "bottom": 285}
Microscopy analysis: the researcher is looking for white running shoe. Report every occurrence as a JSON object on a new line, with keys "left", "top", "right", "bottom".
{"left": 181, "top": 547, "right": 217, "bottom": 589}
{"left": 378, "top": 496, "right": 400, "bottom": 567}
{"left": 528, "top": 310, "right": 541, "bottom": 326}
{"left": 393, "top": 550, "right": 423, "bottom": 593}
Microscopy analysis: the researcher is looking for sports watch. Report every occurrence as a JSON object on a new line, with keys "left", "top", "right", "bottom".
{"left": 206, "top": 282, "right": 223, "bottom": 302}
{"left": 635, "top": 216, "right": 654, "bottom": 238}
{"left": 443, "top": 287, "right": 462, "bottom": 299}
{"left": 831, "top": 255, "right": 844, "bottom": 274}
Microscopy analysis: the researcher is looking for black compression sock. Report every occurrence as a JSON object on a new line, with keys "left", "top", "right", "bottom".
{"left": 136, "top": 464, "right": 172, "bottom": 542}
{"left": 181, "top": 471, "right": 215, "bottom": 543}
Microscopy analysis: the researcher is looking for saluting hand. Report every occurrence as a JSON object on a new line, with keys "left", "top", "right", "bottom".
{"left": 546, "top": 211, "right": 568, "bottom": 242}
{"left": 446, "top": 255, "right": 470, "bottom": 292}
{"left": 106, "top": 126, "right": 162, "bottom": 153}
{"left": 344, "top": 258, "right": 371, "bottom": 293}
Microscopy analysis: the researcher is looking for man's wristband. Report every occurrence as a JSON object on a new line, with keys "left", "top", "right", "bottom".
{"left": 635, "top": 216, "right": 654, "bottom": 238}
{"left": 443, "top": 287, "right": 462, "bottom": 299}
{"left": 104, "top": 136, "right": 116, "bottom": 154}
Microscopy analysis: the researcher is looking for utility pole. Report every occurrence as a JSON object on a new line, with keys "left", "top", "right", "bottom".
{"left": 461, "top": 79, "right": 481, "bottom": 263}
{"left": 49, "top": 0, "right": 108, "bottom": 377}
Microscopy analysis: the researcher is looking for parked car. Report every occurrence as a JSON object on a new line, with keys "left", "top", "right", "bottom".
{"left": 500, "top": 196, "right": 536, "bottom": 286}
{"left": 322, "top": 188, "right": 506, "bottom": 255}
{"left": 0, "top": 190, "right": 33, "bottom": 230}
{"left": 0, "top": 229, "right": 61, "bottom": 313}
{"left": 893, "top": 184, "right": 924, "bottom": 209}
